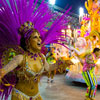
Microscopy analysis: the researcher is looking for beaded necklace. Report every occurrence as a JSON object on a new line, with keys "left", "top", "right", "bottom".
{"left": 27, "top": 51, "right": 39, "bottom": 60}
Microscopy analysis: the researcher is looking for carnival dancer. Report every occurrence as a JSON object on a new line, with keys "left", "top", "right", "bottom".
{"left": 82, "top": 48, "right": 100, "bottom": 100}
{"left": 71, "top": 46, "right": 100, "bottom": 100}
{"left": 0, "top": 0, "right": 71, "bottom": 100}
{"left": 46, "top": 47, "right": 57, "bottom": 83}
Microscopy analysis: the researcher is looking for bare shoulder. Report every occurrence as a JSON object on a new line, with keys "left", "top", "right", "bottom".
{"left": 40, "top": 53, "right": 47, "bottom": 66}
{"left": 40, "top": 53, "right": 46, "bottom": 60}
{"left": 41, "top": 53, "right": 45, "bottom": 58}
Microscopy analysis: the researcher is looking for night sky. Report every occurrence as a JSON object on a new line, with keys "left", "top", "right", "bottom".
{"left": 48, "top": 0, "right": 87, "bottom": 15}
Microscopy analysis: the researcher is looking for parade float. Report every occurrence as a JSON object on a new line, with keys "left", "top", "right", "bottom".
{"left": 66, "top": 0, "right": 100, "bottom": 84}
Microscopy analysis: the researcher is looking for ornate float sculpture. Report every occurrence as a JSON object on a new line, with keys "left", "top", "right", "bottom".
{"left": 66, "top": 0, "right": 100, "bottom": 85}
{"left": 85, "top": 0, "right": 100, "bottom": 40}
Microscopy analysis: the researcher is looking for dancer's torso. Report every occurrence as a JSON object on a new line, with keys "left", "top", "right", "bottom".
{"left": 83, "top": 54, "right": 95, "bottom": 72}
{"left": 15, "top": 54, "right": 44, "bottom": 96}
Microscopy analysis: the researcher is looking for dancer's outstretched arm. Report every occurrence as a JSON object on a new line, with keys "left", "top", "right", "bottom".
{"left": 70, "top": 46, "right": 86, "bottom": 65}
{"left": 0, "top": 55, "right": 23, "bottom": 79}
{"left": 70, "top": 46, "right": 85, "bottom": 55}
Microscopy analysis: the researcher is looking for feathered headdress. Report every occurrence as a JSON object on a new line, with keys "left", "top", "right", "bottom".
{"left": 0, "top": 0, "right": 71, "bottom": 99}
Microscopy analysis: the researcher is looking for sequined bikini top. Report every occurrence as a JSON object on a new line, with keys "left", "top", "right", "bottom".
{"left": 17, "top": 54, "right": 44, "bottom": 82}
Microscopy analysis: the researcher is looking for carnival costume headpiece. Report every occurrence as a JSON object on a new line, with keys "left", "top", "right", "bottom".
{"left": 19, "top": 21, "right": 34, "bottom": 37}
{"left": 0, "top": 0, "right": 71, "bottom": 99}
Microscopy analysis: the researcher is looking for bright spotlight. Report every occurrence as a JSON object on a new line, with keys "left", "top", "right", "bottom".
{"left": 49, "top": 0, "right": 56, "bottom": 5}
{"left": 79, "top": 7, "right": 84, "bottom": 16}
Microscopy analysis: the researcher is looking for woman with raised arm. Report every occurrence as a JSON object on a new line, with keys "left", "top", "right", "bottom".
{"left": 82, "top": 48, "right": 100, "bottom": 100}
{"left": 71, "top": 45, "right": 100, "bottom": 100}
{"left": 1, "top": 22, "right": 51, "bottom": 100}
{"left": 0, "top": 0, "right": 71, "bottom": 100}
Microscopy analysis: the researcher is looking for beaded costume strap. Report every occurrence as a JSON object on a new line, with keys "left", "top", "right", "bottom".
{"left": 12, "top": 88, "right": 41, "bottom": 100}
{"left": 24, "top": 54, "right": 44, "bottom": 76}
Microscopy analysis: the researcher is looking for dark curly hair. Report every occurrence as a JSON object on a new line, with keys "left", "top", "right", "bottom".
{"left": 93, "top": 47, "right": 100, "bottom": 53}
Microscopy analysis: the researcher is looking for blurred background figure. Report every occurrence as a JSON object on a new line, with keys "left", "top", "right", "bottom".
{"left": 46, "top": 47, "right": 57, "bottom": 83}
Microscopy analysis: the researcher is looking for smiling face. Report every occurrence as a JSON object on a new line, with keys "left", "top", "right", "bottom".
{"left": 28, "top": 30, "right": 42, "bottom": 52}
